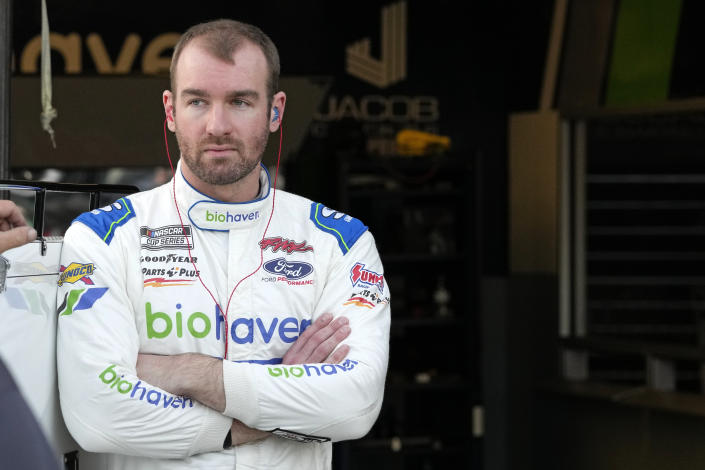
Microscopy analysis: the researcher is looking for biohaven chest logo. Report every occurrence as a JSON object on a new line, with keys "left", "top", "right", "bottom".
{"left": 145, "top": 302, "right": 312, "bottom": 344}
{"left": 140, "top": 225, "right": 193, "bottom": 251}
{"left": 206, "top": 209, "right": 259, "bottom": 224}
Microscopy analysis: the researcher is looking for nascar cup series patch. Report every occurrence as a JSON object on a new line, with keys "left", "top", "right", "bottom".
{"left": 140, "top": 225, "right": 194, "bottom": 251}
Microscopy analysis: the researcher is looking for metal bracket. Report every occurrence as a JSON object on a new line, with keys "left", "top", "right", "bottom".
{"left": 0, "top": 255, "right": 9, "bottom": 293}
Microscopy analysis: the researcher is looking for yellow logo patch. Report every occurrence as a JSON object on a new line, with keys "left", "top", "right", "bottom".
{"left": 58, "top": 262, "right": 96, "bottom": 286}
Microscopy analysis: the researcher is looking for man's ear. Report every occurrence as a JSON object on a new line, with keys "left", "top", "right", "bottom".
{"left": 163, "top": 90, "right": 176, "bottom": 132}
{"left": 269, "top": 91, "right": 286, "bottom": 132}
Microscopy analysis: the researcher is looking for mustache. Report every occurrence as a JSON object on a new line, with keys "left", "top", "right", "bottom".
{"left": 199, "top": 136, "right": 243, "bottom": 148}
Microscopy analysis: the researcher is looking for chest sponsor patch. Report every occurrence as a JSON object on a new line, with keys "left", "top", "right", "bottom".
{"left": 140, "top": 225, "right": 194, "bottom": 251}
{"left": 263, "top": 258, "right": 313, "bottom": 280}
{"left": 188, "top": 201, "right": 261, "bottom": 231}
{"left": 259, "top": 237, "right": 314, "bottom": 254}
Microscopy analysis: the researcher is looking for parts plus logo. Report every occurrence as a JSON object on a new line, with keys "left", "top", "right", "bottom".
{"left": 141, "top": 267, "right": 199, "bottom": 279}
{"left": 140, "top": 253, "right": 199, "bottom": 285}
{"left": 99, "top": 365, "right": 194, "bottom": 410}
{"left": 140, "top": 225, "right": 194, "bottom": 251}
{"left": 58, "top": 262, "right": 95, "bottom": 286}
{"left": 259, "top": 237, "right": 314, "bottom": 254}
{"left": 267, "top": 359, "right": 359, "bottom": 379}
{"left": 350, "top": 263, "right": 385, "bottom": 291}
{"left": 58, "top": 287, "right": 108, "bottom": 316}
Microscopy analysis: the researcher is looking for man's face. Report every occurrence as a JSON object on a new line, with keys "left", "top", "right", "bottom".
{"left": 170, "top": 40, "right": 271, "bottom": 187}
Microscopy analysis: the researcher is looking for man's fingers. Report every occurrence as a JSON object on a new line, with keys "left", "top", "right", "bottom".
{"left": 0, "top": 226, "right": 37, "bottom": 253}
{"left": 282, "top": 314, "right": 350, "bottom": 365}
{"left": 308, "top": 323, "right": 351, "bottom": 363}
{"left": 0, "top": 200, "right": 28, "bottom": 227}
{"left": 283, "top": 313, "right": 333, "bottom": 362}
{"left": 296, "top": 316, "right": 348, "bottom": 362}
{"left": 324, "top": 344, "right": 350, "bottom": 364}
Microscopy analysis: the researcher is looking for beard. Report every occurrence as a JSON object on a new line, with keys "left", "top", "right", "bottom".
{"left": 176, "top": 124, "right": 269, "bottom": 186}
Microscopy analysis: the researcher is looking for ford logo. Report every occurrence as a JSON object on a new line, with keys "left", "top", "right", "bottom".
{"left": 263, "top": 258, "right": 314, "bottom": 280}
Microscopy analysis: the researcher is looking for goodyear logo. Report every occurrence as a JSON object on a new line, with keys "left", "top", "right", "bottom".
{"left": 58, "top": 263, "right": 96, "bottom": 286}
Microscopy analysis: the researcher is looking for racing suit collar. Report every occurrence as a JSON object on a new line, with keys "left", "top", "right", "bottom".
{"left": 173, "top": 160, "right": 272, "bottom": 232}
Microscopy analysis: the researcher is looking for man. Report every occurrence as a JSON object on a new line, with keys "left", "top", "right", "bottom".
{"left": 57, "top": 19, "right": 390, "bottom": 469}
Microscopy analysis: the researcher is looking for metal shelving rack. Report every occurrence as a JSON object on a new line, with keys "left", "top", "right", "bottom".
{"left": 559, "top": 109, "right": 705, "bottom": 405}
{"left": 333, "top": 153, "right": 481, "bottom": 470}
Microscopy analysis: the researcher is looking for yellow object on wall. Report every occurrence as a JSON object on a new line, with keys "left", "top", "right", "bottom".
{"left": 396, "top": 129, "right": 451, "bottom": 156}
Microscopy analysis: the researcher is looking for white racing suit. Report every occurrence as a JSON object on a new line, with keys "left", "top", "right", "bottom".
{"left": 56, "top": 163, "right": 390, "bottom": 469}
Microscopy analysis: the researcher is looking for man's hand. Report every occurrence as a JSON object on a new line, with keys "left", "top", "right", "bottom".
{"left": 0, "top": 200, "right": 36, "bottom": 253}
{"left": 282, "top": 313, "right": 351, "bottom": 365}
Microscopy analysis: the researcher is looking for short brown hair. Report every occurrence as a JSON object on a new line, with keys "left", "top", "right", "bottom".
{"left": 170, "top": 19, "right": 280, "bottom": 103}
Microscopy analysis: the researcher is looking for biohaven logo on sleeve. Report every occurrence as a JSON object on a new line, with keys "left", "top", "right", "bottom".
{"left": 140, "top": 225, "right": 194, "bottom": 251}
{"left": 267, "top": 359, "right": 359, "bottom": 379}
{"left": 99, "top": 364, "right": 194, "bottom": 410}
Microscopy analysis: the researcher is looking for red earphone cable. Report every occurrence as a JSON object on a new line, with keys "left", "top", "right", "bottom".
{"left": 162, "top": 118, "right": 283, "bottom": 358}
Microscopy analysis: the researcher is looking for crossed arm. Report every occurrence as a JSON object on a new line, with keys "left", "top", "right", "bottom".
{"left": 136, "top": 313, "right": 351, "bottom": 445}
